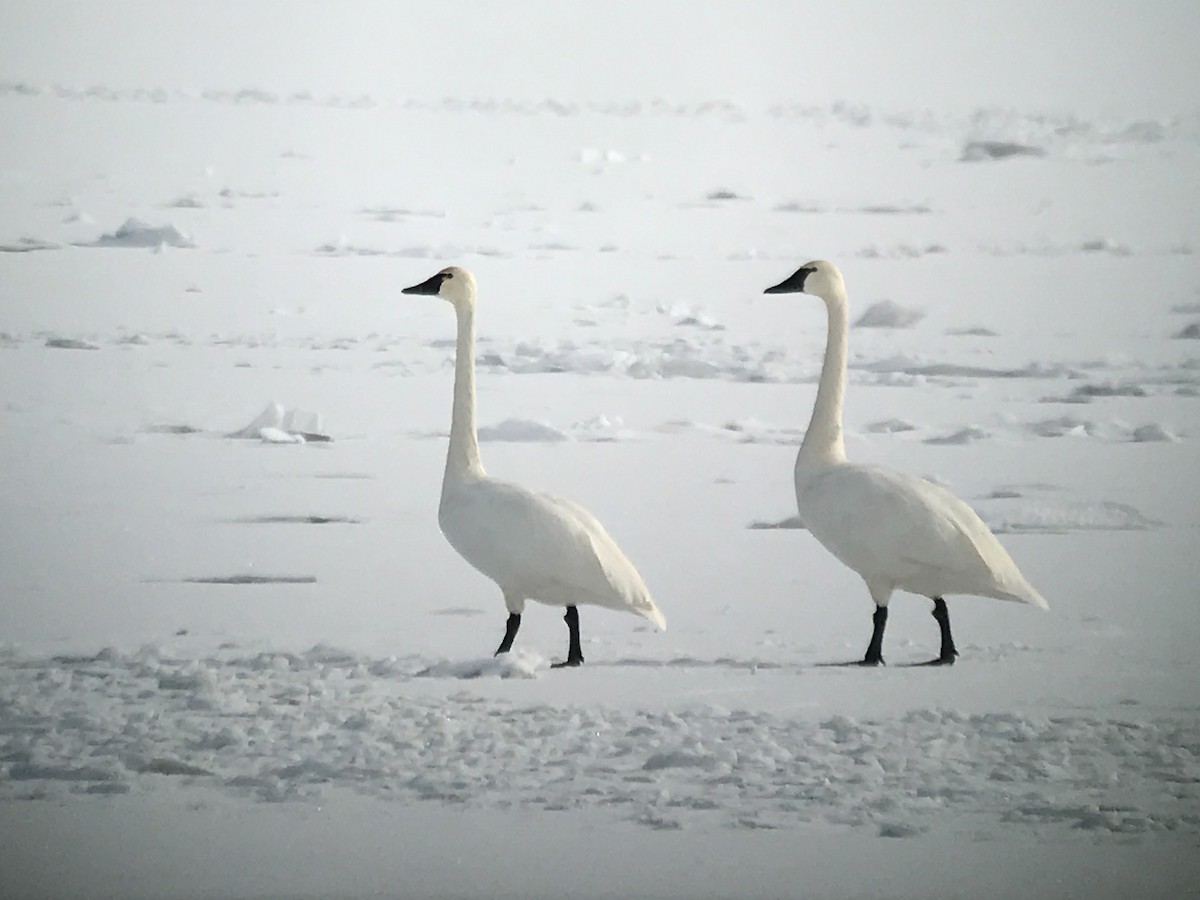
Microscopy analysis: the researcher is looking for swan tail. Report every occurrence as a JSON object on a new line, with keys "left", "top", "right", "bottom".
{"left": 636, "top": 599, "right": 667, "bottom": 631}
{"left": 1021, "top": 587, "right": 1050, "bottom": 611}
{"left": 993, "top": 581, "right": 1049, "bottom": 610}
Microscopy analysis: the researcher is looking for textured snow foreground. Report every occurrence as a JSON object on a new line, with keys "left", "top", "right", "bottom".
{"left": 3, "top": 645, "right": 1198, "bottom": 836}
{"left": 4, "top": 5, "right": 1200, "bottom": 898}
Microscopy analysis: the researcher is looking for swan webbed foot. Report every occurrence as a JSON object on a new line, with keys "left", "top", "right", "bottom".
{"left": 858, "top": 655, "right": 885, "bottom": 667}
{"left": 914, "top": 651, "right": 957, "bottom": 667}
{"left": 551, "top": 655, "right": 584, "bottom": 669}
{"left": 494, "top": 612, "right": 521, "bottom": 656}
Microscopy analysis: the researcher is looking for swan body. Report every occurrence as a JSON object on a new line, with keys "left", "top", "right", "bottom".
{"left": 402, "top": 267, "right": 665, "bottom": 667}
{"left": 765, "top": 260, "right": 1046, "bottom": 665}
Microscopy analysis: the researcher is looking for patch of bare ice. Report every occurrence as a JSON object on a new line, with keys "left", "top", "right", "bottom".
{"left": 960, "top": 141, "right": 1046, "bottom": 162}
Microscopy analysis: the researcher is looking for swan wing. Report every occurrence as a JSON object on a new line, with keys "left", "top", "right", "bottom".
{"left": 798, "top": 465, "right": 1046, "bottom": 607}
{"left": 439, "top": 478, "right": 665, "bottom": 627}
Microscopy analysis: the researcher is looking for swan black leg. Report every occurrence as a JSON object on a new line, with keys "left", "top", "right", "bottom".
{"left": 494, "top": 613, "right": 521, "bottom": 656}
{"left": 551, "top": 605, "right": 584, "bottom": 668}
{"left": 919, "top": 597, "right": 958, "bottom": 666}
{"left": 860, "top": 606, "right": 887, "bottom": 666}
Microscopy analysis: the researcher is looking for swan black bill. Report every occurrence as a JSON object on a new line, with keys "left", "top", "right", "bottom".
{"left": 764, "top": 266, "right": 815, "bottom": 294}
{"left": 402, "top": 273, "right": 445, "bottom": 296}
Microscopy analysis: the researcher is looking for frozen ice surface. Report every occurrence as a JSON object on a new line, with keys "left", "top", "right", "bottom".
{"left": 2, "top": 3, "right": 1200, "bottom": 897}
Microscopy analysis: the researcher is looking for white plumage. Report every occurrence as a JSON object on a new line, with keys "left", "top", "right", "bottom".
{"left": 402, "top": 267, "right": 665, "bottom": 667}
{"left": 765, "top": 260, "right": 1046, "bottom": 666}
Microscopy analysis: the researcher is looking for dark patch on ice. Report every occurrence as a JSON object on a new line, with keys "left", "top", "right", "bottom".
{"left": 643, "top": 749, "right": 721, "bottom": 771}
{"left": 311, "top": 472, "right": 376, "bottom": 480}
{"left": 314, "top": 241, "right": 390, "bottom": 257}
{"left": 856, "top": 243, "right": 947, "bottom": 259}
{"left": 634, "top": 813, "right": 684, "bottom": 831}
{"left": 86, "top": 782, "right": 131, "bottom": 795}
{"left": 138, "top": 758, "right": 215, "bottom": 777}
{"left": 961, "top": 141, "right": 1046, "bottom": 162}
{"left": 856, "top": 203, "right": 932, "bottom": 215}
{"left": 1130, "top": 424, "right": 1176, "bottom": 443}
{"left": 1080, "top": 238, "right": 1130, "bottom": 256}
{"left": 859, "top": 358, "right": 1070, "bottom": 380}
{"left": 44, "top": 337, "right": 99, "bottom": 350}
{"left": 233, "top": 515, "right": 360, "bottom": 525}
{"left": 1002, "top": 803, "right": 1153, "bottom": 833}
{"left": 146, "top": 423, "right": 203, "bottom": 435}
{"left": 219, "top": 187, "right": 279, "bottom": 201}
{"left": 1043, "top": 383, "right": 1148, "bottom": 403}
{"left": 748, "top": 515, "right": 806, "bottom": 530}
{"left": 9, "top": 763, "right": 121, "bottom": 782}
{"left": 359, "top": 206, "right": 445, "bottom": 221}
{"left": 879, "top": 821, "right": 927, "bottom": 838}
{"left": 706, "top": 188, "right": 747, "bottom": 201}
{"left": 430, "top": 607, "right": 487, "bottom": 617}
{"left": 924, "top": 426, "right": 990, "bottom": 445}
{"left": 675, "top": 313, "right": 725, "bottom": 331}
{"left": 166, "top": 194, "right": 205, "bottom": 208}
{"left": 773, "top": 201, "right": 826, "bottom": 213}
{"left": 1174, "top": 322, "right": 1200, "bottom": 339}
{"left": 866, "top": 418, "right": 918, "bottom": 434}
{"left": 1072, "top": 383, "right": 1147, "bottom": 399}
{"left": 0, "top": 237, "right": 60, "bottom": 253}
{"left": 182, "top": 574, "right": 318, "bottom": 585}
{"left": 947, "top": 326, "right": 999, "bottom": 337}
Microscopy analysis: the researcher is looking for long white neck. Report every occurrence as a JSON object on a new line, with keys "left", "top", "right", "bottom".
{"left": 797, "top": 290, "right": 849, "bottom": 474}
{"left": 445, "top": 300, "right": 485, "bottom": 482}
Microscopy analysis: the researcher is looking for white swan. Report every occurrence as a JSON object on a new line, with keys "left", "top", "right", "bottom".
{"left": 764, "top": 260, "right": 1048, "bottom": 665}
{"left": 402, "top": 267, "right": 666, "bottom": 667}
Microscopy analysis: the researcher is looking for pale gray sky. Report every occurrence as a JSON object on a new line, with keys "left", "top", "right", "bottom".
{"left": 2, "top": 1, "right": 1198, "bottom": 114}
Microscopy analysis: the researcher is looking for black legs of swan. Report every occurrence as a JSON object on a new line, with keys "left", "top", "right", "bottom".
{"left": 551, "top": 605, "right": 585, "bottom": 668}
{"left": 495, "top": 606, "right": 584, "bottom": 668}
{"left": 859, "top": 597, "right": 958, "bottom": 666}
{"left": 860, "top": 606, "right": 888, "bottom": 666}
{"left": 923, "top": 596, "right": 959, "bottom": 666}
{"left": 494, "top": 613, "right": 521, "bottom": 656}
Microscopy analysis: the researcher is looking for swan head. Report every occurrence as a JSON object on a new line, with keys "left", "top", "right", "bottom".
{"left": 764, "top": 260, "right": 845, "bottom": 300}
{"left": 401, "top": 266, "right": 477, "bottom": 307}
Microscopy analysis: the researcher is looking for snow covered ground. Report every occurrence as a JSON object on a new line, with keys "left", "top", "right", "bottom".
{"left": 2, "top": 3, "right": 1199, "bottom": 898}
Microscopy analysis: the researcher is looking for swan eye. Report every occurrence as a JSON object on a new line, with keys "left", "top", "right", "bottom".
{"left": 442, "top": 271, "right": 453, "bottom": 280}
